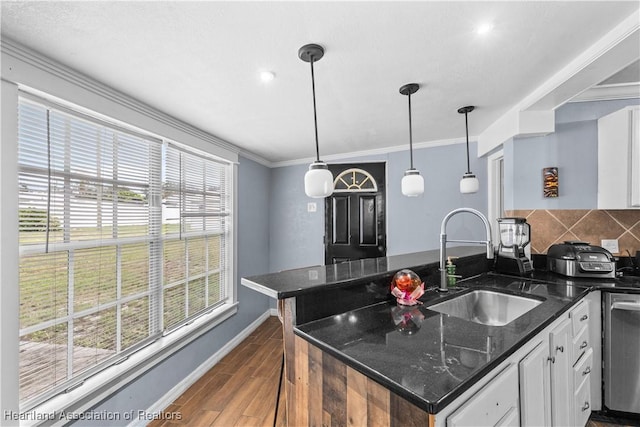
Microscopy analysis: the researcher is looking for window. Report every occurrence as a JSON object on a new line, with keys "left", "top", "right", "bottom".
{"left": 17, "top": 95, "right": 233, "bottom": 409}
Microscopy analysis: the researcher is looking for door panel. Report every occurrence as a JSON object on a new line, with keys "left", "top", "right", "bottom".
{"left": 332, "top": 196, "right": 350, "bottom": 244}
{"left": 359, "top": 196, "right": 377, "bottom": 245}
{"left": 325, "top": 163, "right": 386, "bottom": 264}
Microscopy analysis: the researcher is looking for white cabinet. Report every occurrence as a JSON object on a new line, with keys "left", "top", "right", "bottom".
{"left": 447, "top": 364, "right": 519, "bottom": 427}
{"left": 519, "top": 339, "right": 552, "bottom": 427}
{"left": 520, "top": 298, "right": 594, "bottom": 427}
{"left": 598, "top": 106, "right": 640, "bottom": 209}
{"left": 549, "top": 317, "right": 573, "bottom": 426}
{"left": 437, "top": 295, "right": 600, "bottom": 427}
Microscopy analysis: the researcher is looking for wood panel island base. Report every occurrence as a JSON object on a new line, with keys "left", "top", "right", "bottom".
{"left": 282, "top": 300, "right": 434, "bottom": 427}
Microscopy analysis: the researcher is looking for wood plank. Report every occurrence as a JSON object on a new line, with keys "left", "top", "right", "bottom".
{"left": 308, "top": 343, "right": 324, "bottom": 427}
{"left": 390, "top": 392, "right": 432, "bottom": 427}
{"left": 322, "top": 351, "right": 347, "bottom": 427}
{"left": 233, "top": 415, "right": 262, "bottom": 427}
{"left": 243, "top": 358, "right": 282, "bottom": 418}
{"left": 209, "top": 371, "right": 265, "bottom": 427}
{"left": 367, "top": 378, "right": 390, "bottom": 427}
{"left": 179, "top": 373, "right": 232, "bottom": 422}
{"left": 187, "top": 409, "right": 220, "bottom": 426}
{"left": 294, "top": 335, "right": 310, "bottom": 427}
{"left": 347, "top": 366, "right": 368, "bottom": 427}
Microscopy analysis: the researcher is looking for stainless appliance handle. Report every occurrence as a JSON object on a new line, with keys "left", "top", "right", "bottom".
{"left": 611, "top": 301, "right": 640, "bottom": 311}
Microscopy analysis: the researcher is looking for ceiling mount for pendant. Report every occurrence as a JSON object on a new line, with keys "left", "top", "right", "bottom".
{"left": 399, "top": 83, "right": 419, "bottom": 97}
{"left": 457, "top": 105, "right": 475, "bottom": 115}
{"left": 298, "top": 44, "right": 325, "bottom": 63}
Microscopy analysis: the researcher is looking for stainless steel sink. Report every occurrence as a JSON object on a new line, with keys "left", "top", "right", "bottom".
{"left": 427, "top": 289, "right": 542, "bottom": 326}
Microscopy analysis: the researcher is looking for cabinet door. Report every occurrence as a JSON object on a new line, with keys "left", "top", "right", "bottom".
{"left": 519, "top": 339, "right": 552, "bottom": 427}
{"left": 550, "top": 317, "right": 573, "bottom": 427}
{"left": 447, "top": 364, "right": 519, "bottom": 427}
{"left": 598, "top": 106, "right": 640, "bottom": 209}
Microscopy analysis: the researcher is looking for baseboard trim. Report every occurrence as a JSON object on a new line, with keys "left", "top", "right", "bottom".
{"left": 129, "top": 310, "right": 274, "bottom": 427}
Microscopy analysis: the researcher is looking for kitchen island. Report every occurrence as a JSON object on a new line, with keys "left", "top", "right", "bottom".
{"left": 241, "top": 249, "right": 640, "bottom": 426}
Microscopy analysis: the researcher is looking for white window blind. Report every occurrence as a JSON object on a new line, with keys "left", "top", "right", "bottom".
{"left": 17, "top": 95, "right": 233, "bottom": 409}
{"left": 161, "top": 144, "right": 231, "bottom": 330}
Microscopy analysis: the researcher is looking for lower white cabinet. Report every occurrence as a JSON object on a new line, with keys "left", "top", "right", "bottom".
{"left": 438, "top": 295, "right": 600, "bottom": 427}
{"left": 447, "top": 364, "right": 519, "bottom": 427}
{"left": 519, "top": 339, "right": 551, "bottom": 427}
{"left": 549, "top": 317, "right": 574, "bottom": 426}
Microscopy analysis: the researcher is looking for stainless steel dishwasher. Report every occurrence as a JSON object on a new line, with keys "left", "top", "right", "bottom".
{"left": 604, "top": 292, "right": 640, "bottom": 414}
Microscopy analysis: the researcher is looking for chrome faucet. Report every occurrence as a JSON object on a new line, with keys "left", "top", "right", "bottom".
{"left": 439, "top": 208, "right": 493, "bottom": 292}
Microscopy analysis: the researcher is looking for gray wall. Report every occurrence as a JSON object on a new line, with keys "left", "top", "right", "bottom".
{"left": 84, "top": 156, "right": 272, "bottom": 425}
{"left": 268, "top": 141, "right": 488, "bottom": 272}
{"left": 505, "top": 98, "right": 640, "bottom": 210}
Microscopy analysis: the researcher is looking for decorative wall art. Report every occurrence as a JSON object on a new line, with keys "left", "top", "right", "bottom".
{"left": 543, "top": 167, "right": 559, "bottom": 198}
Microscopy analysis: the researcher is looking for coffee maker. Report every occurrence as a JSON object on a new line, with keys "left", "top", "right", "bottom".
{"left": 495, "top": 217, "right": 533, "bottom": 275}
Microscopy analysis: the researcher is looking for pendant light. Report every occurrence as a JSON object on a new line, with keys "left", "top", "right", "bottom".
{"left": 458, "top": 105, "right": 480, "bottom": 194}
{"left": 299, "top": 43, "right": 334, "bottom": 198}
{"left": 400, "top": 83, "right": 424, "bottom": 197}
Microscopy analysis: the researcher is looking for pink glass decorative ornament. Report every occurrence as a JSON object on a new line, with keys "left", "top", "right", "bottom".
{"left": 390, "top": 269, "right": 425, "bottom": 306}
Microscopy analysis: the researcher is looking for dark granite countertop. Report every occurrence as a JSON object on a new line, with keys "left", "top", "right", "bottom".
{"left": 241, "top": 247, "right": 485, "bottom": 299}
{"left": 499, "top": 269, "right": 640, "bottom": 292}
{"left": 294, "top": 268, "right": 640, "bottom": 414}
{"left": 295, "top": 273, "right": 591, "bottom": 414}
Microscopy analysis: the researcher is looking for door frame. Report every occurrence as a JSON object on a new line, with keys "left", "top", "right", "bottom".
{"left": 324, "top": 161, "right": 388, "bottom": 264}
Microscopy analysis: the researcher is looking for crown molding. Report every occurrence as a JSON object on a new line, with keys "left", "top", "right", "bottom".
{"left": 1, "top": 38, "right": 265, "bottom": 163}
{"left": 569, "top": 83, "right": 640, "bottom": 103}
{"left": 270, "top": 136, "right": 469, "bottom": 168}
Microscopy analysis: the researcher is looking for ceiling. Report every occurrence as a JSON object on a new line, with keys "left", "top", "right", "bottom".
{"left": 1, "top": 1, "right": 639, "bottom": 164}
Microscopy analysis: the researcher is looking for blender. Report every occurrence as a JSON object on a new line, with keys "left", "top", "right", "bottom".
{"left": 494, "top": 217, "right": 533, "bottom": 275}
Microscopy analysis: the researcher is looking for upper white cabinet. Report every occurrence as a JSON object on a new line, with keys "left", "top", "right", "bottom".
{"left": 598, "top": 106, "right": 640, "bottom": 209}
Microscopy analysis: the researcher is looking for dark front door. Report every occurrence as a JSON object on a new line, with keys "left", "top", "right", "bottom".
{"left": 324, "top": 162, "right": 386, "bottom": 264}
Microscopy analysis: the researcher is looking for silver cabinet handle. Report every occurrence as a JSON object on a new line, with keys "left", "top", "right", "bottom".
{"left": 582, "top": 402, "right": 590, "bottom": 412}
{"left": 556, "top": 345, "right": 564, "bottom": 353}
{"left": 580, "top": 314, "right": 588, "bottom": 321}
{"left": 548, "top": 356, "right": 555, "bottom": 363}
{"left": 583, "top": 366, "right": 591, "bottom": 376}
{"left": 580, "top": 341, "right": 588, "bottom": 349}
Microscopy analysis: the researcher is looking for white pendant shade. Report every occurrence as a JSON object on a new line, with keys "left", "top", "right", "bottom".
{"left": 460, "top": 173, "right": 479, "bottom": 194}
{"left": 305, "top": 162, "right": 334, "bottom": 198}
{"left": 402, "top": 169, "right": 424, "bottom": 197}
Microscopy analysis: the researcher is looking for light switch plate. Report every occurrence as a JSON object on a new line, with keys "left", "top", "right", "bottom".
{"left": 601, "top": 239, "right": 619, "bottom": 254}
{"left": 307, "top": 202, "right": 317, "bottom": 213}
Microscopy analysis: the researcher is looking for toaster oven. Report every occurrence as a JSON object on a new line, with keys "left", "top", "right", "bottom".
{"left": 547, "top": 241, "right": 616, "bottom": 278}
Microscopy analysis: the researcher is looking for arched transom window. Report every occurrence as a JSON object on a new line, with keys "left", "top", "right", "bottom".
{"left": 333, "top": 168, "right": 378, "bottom": 193}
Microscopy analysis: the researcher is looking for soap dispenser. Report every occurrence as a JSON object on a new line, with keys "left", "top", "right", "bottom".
{"left": 446, "top": 257, "right": 458, "bottom": 287}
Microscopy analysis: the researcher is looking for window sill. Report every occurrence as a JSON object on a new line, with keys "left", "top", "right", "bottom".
{"left": 21, "top": 302, "right": 238, "bottom": 427}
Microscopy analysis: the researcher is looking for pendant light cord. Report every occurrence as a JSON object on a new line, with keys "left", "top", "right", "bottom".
{"left": 464, "top": 111, "right": 471, "bottom": 174}
{"left": 310, "top": 55, "right": 320, "bottom": 163}
{"left": 408, "top": 92, "right": 414, "bottom": 169}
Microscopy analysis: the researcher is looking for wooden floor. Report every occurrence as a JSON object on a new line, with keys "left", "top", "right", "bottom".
{"left": 148, "top": 315, "right": 631, "bottom": 427}
{"left": 149, "top": 316, "right": 285, "bottom": 427}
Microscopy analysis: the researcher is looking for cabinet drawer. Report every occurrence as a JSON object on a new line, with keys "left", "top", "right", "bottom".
{"left": 574, "top": 375, "right": 592, "bottom": 427}
{"left": 447, "top": 364, "right": 519, "bottom": 427}
{"left": 573, "top": 348, "right": 593, "bottom": 392}
{"left": 570, "top": 300, "right": 590, "bottom": 336}
{"left": 572, "top": 324, "right": 590, "bottom": 365}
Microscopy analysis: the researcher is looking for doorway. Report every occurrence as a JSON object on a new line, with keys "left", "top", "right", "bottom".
{"left": 324, "top": 162, "right": 386, "bottom": 264}
{"left": 488, "top": 150, "right": 505, "bottom": 245}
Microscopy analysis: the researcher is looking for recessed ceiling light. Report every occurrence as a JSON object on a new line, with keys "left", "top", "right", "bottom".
{"left": 259, "top": 70, "right": 275, "bottom": 83}
{"left": 476, "top": 23, "right": 494, "bottom": 35}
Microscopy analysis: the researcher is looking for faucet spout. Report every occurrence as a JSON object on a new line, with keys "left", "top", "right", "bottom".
{"left": 439, "top": 208, "right": 493, "bottom": 292}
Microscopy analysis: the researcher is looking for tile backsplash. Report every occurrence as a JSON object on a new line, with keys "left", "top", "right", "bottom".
{"left": 504, "top": 209, "right": 640, "bottom": 255}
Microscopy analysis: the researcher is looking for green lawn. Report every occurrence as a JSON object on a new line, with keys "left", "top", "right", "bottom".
{"left": 19, "top": 227, "right": 222, "bottom": 350}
